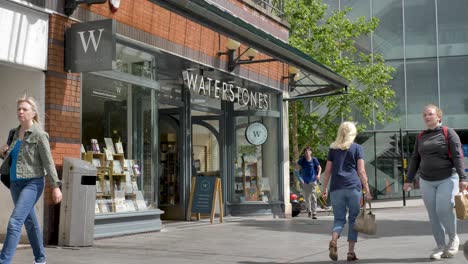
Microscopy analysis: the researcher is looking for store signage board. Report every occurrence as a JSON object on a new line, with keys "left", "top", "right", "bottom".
{"left": 188, "top": 175, "right": 224, "bottom": 224}
{"left": 183, "top": 71, "right": 269, "bottom": 110}
{"left": 65, "top": 19, "right": 116, "bottom": 72}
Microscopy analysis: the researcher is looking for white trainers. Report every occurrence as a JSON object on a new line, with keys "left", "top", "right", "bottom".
{"left": 443, "top": 235, "right": 460, "bottom": 258}
{"left": 430, "top": 247, "right": 444, "bottom": 260}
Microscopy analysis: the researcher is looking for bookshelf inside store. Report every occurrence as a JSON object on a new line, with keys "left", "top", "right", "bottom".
{"left": 82, "top": 138, "right": 148, "bottom": 214}
{"left": 159, "top": 133, "right": 178, "bottom": 206}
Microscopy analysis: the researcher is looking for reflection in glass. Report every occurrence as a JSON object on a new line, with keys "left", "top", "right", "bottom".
{"left": 439, "top": 57, "right": 468, "bottom": 127}
{"left": 116, "top": 43, "right": 155, "bottom": 79}
{"left": 82, "top": 74, "right": 156, "bottom": 214}
{"left": 343, "top": 0, "right": 371, "bottom": 56}
{"left": 404, "top": 0, "right": 436, "bottom": 58}
{"left": 375, "top": 60, "right": 405, "bottom": 130}
{"left": 373, "top": 0, "right": 403, "bottom": 59}
{"left": 406, "top": 59, "right": 438, "bottom": 129}
{"left": 437, "top": 0, "right": 468, "bottom": 56}
{"left": 233, "top": 116, "right": 279, "bottom": 203}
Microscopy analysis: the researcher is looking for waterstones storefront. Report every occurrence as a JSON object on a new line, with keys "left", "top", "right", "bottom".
{"left": 63, "top": 0, "right": 348, "bottom": 238}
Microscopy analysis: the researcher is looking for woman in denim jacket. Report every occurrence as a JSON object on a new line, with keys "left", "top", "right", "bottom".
{"left": 0, "top": 96, "right": 62, "bottom": 264}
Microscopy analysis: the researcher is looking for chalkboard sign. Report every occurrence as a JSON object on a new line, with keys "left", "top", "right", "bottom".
{"left": 191, "top": 176, "right": 216, "bottom": 214}
{"left": 188, "top": 175, "right": 224, "bottom": 224}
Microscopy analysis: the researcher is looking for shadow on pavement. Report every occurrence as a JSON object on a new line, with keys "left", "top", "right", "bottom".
{"left": 236, "top": 218, "right": 468, "bottom": 238}
{"left": 238, "top": 258, "right": 430, "bottom": 264}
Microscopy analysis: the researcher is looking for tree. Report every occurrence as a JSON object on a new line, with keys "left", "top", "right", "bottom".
{"left": 284, "top": 0, "right": 397, "bottom": 181}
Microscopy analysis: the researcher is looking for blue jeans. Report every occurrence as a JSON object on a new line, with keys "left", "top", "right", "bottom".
{"left": 420, "top": 174, "right": 458, "bottom": 248}
{"left": 0, "top": 177, "right": 46, "bottom": 264}
{"left": 330, "top": 188, "right": 362, "bottom": 242}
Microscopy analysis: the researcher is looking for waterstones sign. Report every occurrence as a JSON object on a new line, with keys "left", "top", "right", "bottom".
{"left": 183, "top": 71, "right": 269, "bottom": 110}
{"left": 65, "top": 19, "right": 116, "bottom": 72}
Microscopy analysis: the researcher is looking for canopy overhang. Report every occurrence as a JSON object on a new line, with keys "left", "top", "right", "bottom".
{"left": 151, "top": 0, "right": 350, "bottom": 99}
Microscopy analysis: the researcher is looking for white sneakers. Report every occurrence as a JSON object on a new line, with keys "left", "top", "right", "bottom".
{"left": 443, "top": 235, "right": 460, "bottom": 258}
{"left": 430, "top": 235, "right": 460, "bottom": 260}
{"left": 430, "top": 247, "right": 445, "bottom": 260}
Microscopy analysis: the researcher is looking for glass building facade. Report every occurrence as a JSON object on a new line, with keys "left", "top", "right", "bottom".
{"left": 325, "top": 0, "right": 468, "bottom": 200}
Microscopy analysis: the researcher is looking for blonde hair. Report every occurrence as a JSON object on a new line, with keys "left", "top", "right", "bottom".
{"left": 424, "top": 104, "right": 443, "bottom": 123}
{"left": 330, "top": 122, "right": 357, "bottom": 150}
{"left": 17, "top": 95, "right": 41, "bottom": 124}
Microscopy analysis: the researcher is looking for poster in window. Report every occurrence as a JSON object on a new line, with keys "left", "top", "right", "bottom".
{"left": 104, "top": 138, "right": 116, "bottom": 154}
{"left": 91, "top": 139, "right": 100, "bottom": 153}
{"left": 115, "top": 142, "right": 124, "bottom": 154}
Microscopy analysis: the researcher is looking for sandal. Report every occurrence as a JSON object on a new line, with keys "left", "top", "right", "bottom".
{"left": 329, "top": 240, "right": 338, "bottom": 261}
{"left": 347, "top": 252, "right": 359, "bottom": 261}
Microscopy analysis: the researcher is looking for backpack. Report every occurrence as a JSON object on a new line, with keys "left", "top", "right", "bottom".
{"left": 417, "top": 126, "right": 464, "bottom": 162}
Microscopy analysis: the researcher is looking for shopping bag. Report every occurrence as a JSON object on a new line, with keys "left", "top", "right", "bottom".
{"left": 353, "top": 200, "right": 376, "bottom": 235}
{"left": 455, "top": 191, "right": 468, "bottom": 220}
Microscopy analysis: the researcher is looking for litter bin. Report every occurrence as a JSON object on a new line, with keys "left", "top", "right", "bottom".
{"left": 59, "top": 157, "right": 97, "bottom": 247}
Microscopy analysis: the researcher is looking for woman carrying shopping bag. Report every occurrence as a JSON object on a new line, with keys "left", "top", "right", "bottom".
{"left": 321, "top": 122, "right": 372, "bottom": 261}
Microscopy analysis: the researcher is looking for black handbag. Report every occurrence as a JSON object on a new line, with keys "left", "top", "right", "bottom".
{"left": 1, "top": 129, "right": 16, "bottom": 189}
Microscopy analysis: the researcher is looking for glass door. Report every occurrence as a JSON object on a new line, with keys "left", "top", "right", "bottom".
{"left": 158, "top": 103, "right": 184, "bottom": 220}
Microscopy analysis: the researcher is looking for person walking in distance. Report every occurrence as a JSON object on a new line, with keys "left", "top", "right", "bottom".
{"left": 295, "top": 146, "right": 321, "bottom": 219}
{"left": 0, "top": 96, "right": 62, "bottom": 264}
{"left": 404, "top": 104, "right": 468, "bottom": 260}
{"left": 321, "top": 122, "right": 372, "bottom": 261}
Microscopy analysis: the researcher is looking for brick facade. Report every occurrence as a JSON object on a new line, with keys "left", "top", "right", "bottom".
{"left": 43, "top": 0, "right": 288, "bottom": 244}
{"left": 44, "top": 14, "right": 81, "bottom": 245}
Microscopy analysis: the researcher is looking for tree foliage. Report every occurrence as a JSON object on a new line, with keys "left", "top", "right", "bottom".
{"left": 284, "top": 0, "right": 397, "bottom": 167}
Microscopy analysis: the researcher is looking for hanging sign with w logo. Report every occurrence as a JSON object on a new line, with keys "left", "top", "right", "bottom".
{"left": 65, "top": 19, "right": 116, "bottom": 72}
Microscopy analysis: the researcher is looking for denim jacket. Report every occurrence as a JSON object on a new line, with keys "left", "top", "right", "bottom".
{"left": 0, "top": 124, "right": 61, "bottom": 188}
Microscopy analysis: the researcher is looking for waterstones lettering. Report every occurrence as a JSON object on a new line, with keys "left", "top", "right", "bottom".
{"left": 183, "top": 71, "right": 269, "bottom": 110}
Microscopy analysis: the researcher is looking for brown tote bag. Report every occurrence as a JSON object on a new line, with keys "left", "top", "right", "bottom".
{"left": 353, "top": 200, "right": 376, "bottom": 235}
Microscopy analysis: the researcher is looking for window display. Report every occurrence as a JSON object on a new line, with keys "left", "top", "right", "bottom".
{"left": 233, "top": 116, "right": 279, "bottom": 203}
{"left": 82, "top": 72, "right": 156, "bottom": 215}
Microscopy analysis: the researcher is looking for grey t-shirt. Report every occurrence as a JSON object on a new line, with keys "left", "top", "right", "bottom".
{"left": 406, "top": 126, "right": 466, "bottom": 182}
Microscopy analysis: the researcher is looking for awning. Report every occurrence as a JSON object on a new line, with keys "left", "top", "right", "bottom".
{"left": 151, "top": 0, "right": 350, "bottom": 99}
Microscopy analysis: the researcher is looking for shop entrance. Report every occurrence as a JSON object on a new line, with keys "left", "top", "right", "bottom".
{"left": 158, "top": 103, "right": 184, "bottom": 220}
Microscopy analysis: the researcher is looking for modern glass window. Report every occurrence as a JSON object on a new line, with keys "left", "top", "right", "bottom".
{"left": 372, "top": 0, "right": 404, "bottom": 60}
{"left": 233, "top": 115, "right": 279, "bottom": 203}
{"left": 405, "top": 58, "right": 438, "bottom": 129}
{"left": 439, "top": 56, "right": 468, "bottom": 128}
{"left": 82, "top": 74, "right": 157, "bottom": 215}
{"left": 437, "top": 0, "right": 468, "bottom": 57}
{"left": 376, "top": 60, "right": 405, "bottom": 130}
{"left": 116, "top": 43, "right": 155, "bottom": 79}
{"left": 343, "top": 0, "right": 371, "bottom": 56}
{"left": 404, "top": 0, "right": 436, "bottom": 58}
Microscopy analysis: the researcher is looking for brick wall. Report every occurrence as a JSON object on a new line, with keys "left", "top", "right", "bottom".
{"left": 44, "top": 14, "right": 81, "bottom": 245}
{"left": 84, "top": 0, "right": 288, "bottom": 85}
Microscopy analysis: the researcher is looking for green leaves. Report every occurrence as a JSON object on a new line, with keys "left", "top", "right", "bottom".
{"left": 285, "top": 0, "right": 397, "bottom": 161}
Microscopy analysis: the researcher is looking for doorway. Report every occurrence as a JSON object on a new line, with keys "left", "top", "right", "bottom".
{"left": 158, "top": 103, "right": 184, "bottom": 220}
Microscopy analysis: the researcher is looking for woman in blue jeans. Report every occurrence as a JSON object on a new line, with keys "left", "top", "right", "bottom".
{"left": 404, "top": 104, "right": 468, "bottom": 260}
{"left": 321, "top": 122, "right": 372, "bottom": 261}
{"left": 0, "top": 96, "right": 62, "bottom": 264}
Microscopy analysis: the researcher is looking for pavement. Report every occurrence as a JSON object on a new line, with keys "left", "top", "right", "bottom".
{"left": 9, "top": 198, "right": 468, "bottom": 263}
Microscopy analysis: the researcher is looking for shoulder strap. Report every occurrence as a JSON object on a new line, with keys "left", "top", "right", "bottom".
{"left": 6, "top": 129, "right": 15, "bottom": 145}
{"left": 442, "top": 126, "right": 451, "bottom": 158}
{"left": 417, "top": 131, "right": 425, "bottom": 140}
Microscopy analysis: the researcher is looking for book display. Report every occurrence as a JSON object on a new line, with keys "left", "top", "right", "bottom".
{"left": 83, "top": 138, "right": 147, "bottom": 214}
{"left": 159, "top": 133, "right": 178, "bottom": 206}
{"left": 234, "top": 151, "right": 270, "bottom": 203}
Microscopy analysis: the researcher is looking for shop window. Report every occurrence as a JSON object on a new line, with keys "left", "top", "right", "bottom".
{"left": 116, "top": 43, "right": 155, "bottom": 80}
{"left": 82, "top": 74, "right": 156, "bottom": 215}
{"left": 233, "top": 116, "right": 279, "bottom": 203}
